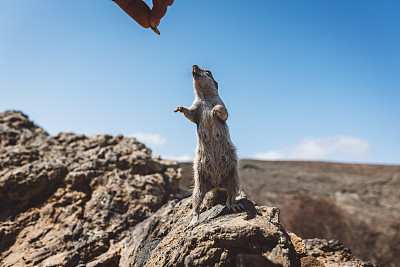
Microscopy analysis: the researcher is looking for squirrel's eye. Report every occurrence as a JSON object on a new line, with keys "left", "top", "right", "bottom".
{"left": 206, "top": 71, "right": 212, "bottom": 76}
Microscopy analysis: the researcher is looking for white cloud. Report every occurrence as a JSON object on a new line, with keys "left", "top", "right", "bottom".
{"left": 130, "top": 132, "right": 167, "bottom": 147}
{"left": 254, "top": 136, "right": 370, "bottom": 161}
{"left": 165, "top": 154, "right": 193, "bottom": 162}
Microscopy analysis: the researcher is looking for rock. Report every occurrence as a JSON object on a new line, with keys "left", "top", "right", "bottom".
{"left": 119, "top": 197, "right": 300, "bottom": 267}
{"left": 287, "top": 233, "right": 323, "bottom": 267}
{"left": 287, "top": 232, "right": 306, "bottom": 257}
{"left": 0, "top": 111, "right": 375, "bottom": 266}
{"left": 303, "top": 239, "right": 375, "bottom": 267}
{"left": 287, "top": 232, "right": 375, "bottom": 266}
{"left": 300, "top": 256, "right": 324, "bottom": 267}
{"left": 0, "top": 110, "right": 48, "bottom": 148}
{"left": 0, "top": 111, "right": 180, "bottom": 266}
{"left": 236, "top": 254, "right": 283, "bottom": 267}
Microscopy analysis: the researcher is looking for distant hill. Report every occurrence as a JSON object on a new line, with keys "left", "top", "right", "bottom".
{"left": 179, "top": 160, "right": 400, "bottom": 266}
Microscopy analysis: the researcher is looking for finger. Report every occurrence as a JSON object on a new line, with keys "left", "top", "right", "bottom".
{"left": 165, "top": 0, "right": 174, "bottom": 6}
{"left": 113, "top": 0, "right": 151, "bottom": 28}
{"left": 150, "top": 0, "right": 168, "bottom": 28}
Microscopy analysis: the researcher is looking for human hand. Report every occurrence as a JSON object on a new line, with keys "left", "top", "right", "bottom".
{"left": 113, "top": 0, "right": 174, "bottom": 35}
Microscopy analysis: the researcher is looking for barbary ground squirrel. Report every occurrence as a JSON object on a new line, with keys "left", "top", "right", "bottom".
{"left": 174, "top": 65, "right": 243, "bottom": 226}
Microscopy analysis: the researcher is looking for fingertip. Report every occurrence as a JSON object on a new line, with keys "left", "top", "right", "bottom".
{"left": 149, "top": 5, "right": 167, "bottom": 28}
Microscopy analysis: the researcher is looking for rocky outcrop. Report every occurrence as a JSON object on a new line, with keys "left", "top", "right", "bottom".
{"left": 86, "top": 197, "right": 300, "bottom": 267}
{"left": 119, "top": 198, "right": 300, "bottom": 266}
{"left": 302, "top": 239, "right": 374, "bottom": 267}
{"left": 0, "top": 111, "right": 180, "bottom": 266}
{"left": 0, "top": 111, "right": 374, "bottom": 266}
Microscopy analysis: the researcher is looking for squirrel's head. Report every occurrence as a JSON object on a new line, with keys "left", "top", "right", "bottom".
{"left": 192, "top": 65, "right": 218, "bottom": 97}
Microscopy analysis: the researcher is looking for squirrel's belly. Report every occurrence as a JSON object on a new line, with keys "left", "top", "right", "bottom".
{"left": 196, "top": 132, "right": 235, "bottom": 169}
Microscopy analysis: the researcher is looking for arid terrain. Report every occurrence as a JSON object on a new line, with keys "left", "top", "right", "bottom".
{"left": 0, "top": 110, "right": 385, "bottom": 266}
{"left": 179, "top": 160, "right": 400, "bottom": 266}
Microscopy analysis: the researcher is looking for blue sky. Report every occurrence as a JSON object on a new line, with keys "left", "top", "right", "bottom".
{"left": 1, "top": 1, "right": 399, "bottom": 164}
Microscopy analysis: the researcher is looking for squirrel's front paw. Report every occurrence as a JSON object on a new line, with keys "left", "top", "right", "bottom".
{"left": 174, "top": 106, "right": 184, "bottom": 112}
{"left": 212, "top": 105, "right": 228, "bottom": 120}
{"left": 211, "top": 108, "right": 218, "bottom": 118}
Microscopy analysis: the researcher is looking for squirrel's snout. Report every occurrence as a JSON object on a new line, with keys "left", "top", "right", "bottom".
{"left": 192, "top": 65, "right": 200, "bottom": 76}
